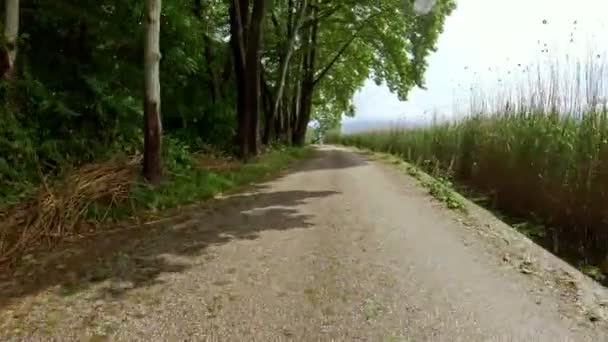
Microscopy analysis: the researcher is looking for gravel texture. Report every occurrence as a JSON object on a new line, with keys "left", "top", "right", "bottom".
{"left": 1, "top": 145, "right": 608, "bottom": 341}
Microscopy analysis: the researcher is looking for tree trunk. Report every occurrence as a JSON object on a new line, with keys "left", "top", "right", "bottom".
{"left": 274, "top": 101, "right": 284, "bottom": 140}
{"left": 230, "top": 0, "right": 249, "bottom": 158}
{"left": 246, "top": 63, "right": 260, "bottom": 155}
{"left": 269, "top": 0, "right": 307, "bottom": 143}
{"left": 287, "top": 73, "right": 302, "bottom": 145}
{"left": 293, "top": 4, "right": 318, "bottom": 146}
{"left": 262, "top": 106, "right": 273, "bottom": 145}
{"left": 230, "top": 0, "right": 266, "bottom": 159}
{"left": 203, "top": 35, "right": 220, "bottom": 104}
{"left": 1, "top": 0, "right": 19, "bottom": 79}
{"left": 231, "top": 0, "right": 266, "bottom": 158}
{"left": 246, "top": 0, "right": 266, "bottom": 156}
{"left": 262, "top": 71, "right": 275, "bottom": 145}
{"left": 143, "top": 0, "right": 163, "bottom": 184}
{"left": 293, "top": 81, "right": 313, "bottom": 146}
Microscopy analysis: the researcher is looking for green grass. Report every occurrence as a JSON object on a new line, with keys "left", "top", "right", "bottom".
{"left": 368, "top": 151, "right": 466, "bottom": 211}
{"left": 0, "top": 144, "right": 312, "bottom": 264}
{"left": 88, "top": 146, "right": 313, "bottom": 222}
{"left": 330, "top": 108, "right": 608, "bottom": 274}
{"left": 330, "top": 110, "right": 608, "bottom": 265}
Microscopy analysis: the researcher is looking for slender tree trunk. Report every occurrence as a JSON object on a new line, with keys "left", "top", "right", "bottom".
{"left": 262, "top": 101, "right": 272, "bottom": 145}
{"left": 1, "top": 0, "right": 20, "bottom": 112}
{"left": 246, "top": 61, "right": 260, "bottom": 155}
{"left": 230, "top": 0, "right": 266, "bottom": 158}
{"left": 274, "top": 101, "right": 284, "bottom": 140}
{"left": 287, "top": 71, "right": 302, "bottom": 145}
{"left": 269, "top": 0, "right": 307, "bottom": 144}
{"left": 143, "top": 0, "right": 163, "bottom": 184}
{"left": 262, "top": 71, "right": 275, "bottom": 145}
{"left": 203, "top": 35, "right": 220, "bottom": 104}
{"left": 294, "top": 83, "right": 313, "bottom": 145}
{"left": 230, "top": 0, "right": 249, "bottom": 158}
{"left": 1, "top": 0, "right": 19, "bottom": 79}
{"left": 293, "top": 4, "right": 318, "bottom": 146}
{"left": 244, "top": 0, "right": 266, "bottom": 155}
{"left": 231, "top": 0, "right": 266, "bottom": 157}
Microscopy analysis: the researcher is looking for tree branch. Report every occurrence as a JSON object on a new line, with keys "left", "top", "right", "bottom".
{"left": 311, "top": 13, "right": 380, "bottom": 87}
{"left": 300, "top": 3, "right": 340, "bottom": 29}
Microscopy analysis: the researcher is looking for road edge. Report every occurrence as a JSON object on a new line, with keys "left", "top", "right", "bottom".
{"left": 340, "top": 144, "right": 608, "bottom": 327}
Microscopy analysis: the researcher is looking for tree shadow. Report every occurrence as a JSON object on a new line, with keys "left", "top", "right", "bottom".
{"left": 292, "top": 146, "right": 369, "bottom": 173}
{"left": 0, "top": 189, "right": 339, "bottom": 308}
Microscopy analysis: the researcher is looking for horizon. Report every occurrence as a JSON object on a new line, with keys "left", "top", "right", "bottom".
{"left": 343, "top": 0, "right": 608, "bottom": 134}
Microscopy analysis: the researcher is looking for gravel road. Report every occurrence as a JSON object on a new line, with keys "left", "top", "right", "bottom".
{"left": 2, "top": 145, "right": 608, "bottom": 341}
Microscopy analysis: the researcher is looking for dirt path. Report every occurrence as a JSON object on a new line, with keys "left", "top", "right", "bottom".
{"left": 2, "top": 146, "right": 608, "bottom": 341}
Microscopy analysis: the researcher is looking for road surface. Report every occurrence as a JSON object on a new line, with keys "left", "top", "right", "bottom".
{"left": 1, "top": 146, "right": 608, "bottom": 341}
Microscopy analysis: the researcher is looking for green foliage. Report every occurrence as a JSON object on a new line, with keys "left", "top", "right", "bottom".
{"left": 581, "top": 265, "right": 607, "bottom": 282}
{"left": 0, "top": 0, "right": 451, "bottom": 267}
{"left": 0, "top": 0, "right": 237, "bottom": 205}
{"left": 1, "top": 0, "right": 453, "bottom": 209}
{"left": 88, "top": 146, "right": 312, "bottom": 222}
{"left": 423, "top": 175, "right": 465, "bottom": 210}
{"left": 263, "top": 0, "right": 456, "bottom": 138}
{"left": 128, "top": 146, "right": 311, "bottom": 213}
{"left": 372, "top": 151, "right": 465, "bottom": 211}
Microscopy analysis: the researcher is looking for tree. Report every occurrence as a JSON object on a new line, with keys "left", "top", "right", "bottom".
{"left": 293, "top": 0, "right": 456, "bottom": 143}
{"left": 255, "top": 0, "right": 455, "bottom": 146}
{"left": 0, "top": 0, "right": 455, "bottom": 199}
{"left": 262, "top": 0, "right": 308, "bottom": 145}
{"left": 230, "top": 0, "right": 268, "bottom": 159}
{"left": 1, "top": 0, "right": 19, "bottom": 79}
{"left": 292, "top": 0, "right": 318, "bottom": 146}
{"left": 143, "top": 0, "right": 163, "bottom": 184}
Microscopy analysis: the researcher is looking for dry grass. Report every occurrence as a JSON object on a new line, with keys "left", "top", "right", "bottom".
{"left": 0, "top": 156, "right": 140, "bottom": 266}
{"left": 193, "top": 151, "right": 241, "bottom": 173}
{"left": 0, "top": 146, "right": 311, "bottom": 269}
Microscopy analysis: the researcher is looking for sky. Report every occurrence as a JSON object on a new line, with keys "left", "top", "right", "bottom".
{"left": 342, "top": 0, "right": 608, "bottom": 133}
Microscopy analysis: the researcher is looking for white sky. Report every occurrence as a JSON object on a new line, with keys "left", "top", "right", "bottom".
{"left": 344, "top": 0, "right": 608, "bottom": 129}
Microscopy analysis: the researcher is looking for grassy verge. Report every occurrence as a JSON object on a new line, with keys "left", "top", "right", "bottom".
{"left": 0, "top": 145, "right": 313, "bottom": 265}
{"left": 331, "top": 123, "right": 608, "bottom": 283}
{"left": 96, "top": 146, "right": 312, "bottom": 220}
{"left": 361, "top": 149, "right": 466, "bottom": 211}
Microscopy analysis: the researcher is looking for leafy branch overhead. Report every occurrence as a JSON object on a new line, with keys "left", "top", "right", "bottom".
{"left": 286, "top": 0, "right": 456, "bottom": 132}
{"left": 0, "top": 0, "right": 453, "bottom": 191}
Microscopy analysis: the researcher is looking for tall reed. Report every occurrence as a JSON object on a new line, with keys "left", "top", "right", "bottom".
{"left": 331, "top": 51, "right": 608, "bottom": 264}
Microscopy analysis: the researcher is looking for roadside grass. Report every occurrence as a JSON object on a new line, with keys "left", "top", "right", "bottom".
{"left": 0, "top": 145, "right": 313, "bottom": 266}
{"left": 360, "top": 149, "right": 466, "bottom": 212}
{"left": 355, "top": 147, "right": 585, "bottom": 277}
{"left": 90, "top": 145, "right": 313, "bottom": 222}
{"left": 341, "top": 143, "right": 608, "bottom": 284}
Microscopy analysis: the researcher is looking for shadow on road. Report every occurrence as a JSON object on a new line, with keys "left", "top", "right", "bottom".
{"left": 0, "top": 189, "right": 339, "bottom": 309}
{"left": 292, "top": 146, "right": 368, "bottom": 173}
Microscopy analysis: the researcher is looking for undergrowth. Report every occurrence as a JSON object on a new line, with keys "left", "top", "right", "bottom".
{"left": 0, "top": 144, "right": 311, "bottom": 265}
{"left": 0, "top": 0, "right": 237, "bottom": 208}
{"left": 95, "top": 145, "right": 312, "bottom": 221}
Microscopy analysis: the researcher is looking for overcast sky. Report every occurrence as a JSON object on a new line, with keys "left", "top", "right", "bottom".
{"left": 343, "top": 0, "right": 608, "bottom": 131}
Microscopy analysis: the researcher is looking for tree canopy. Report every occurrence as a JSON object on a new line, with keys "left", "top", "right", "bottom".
{"left": 0, "top": 0, "right": 455, "bottom": 195}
